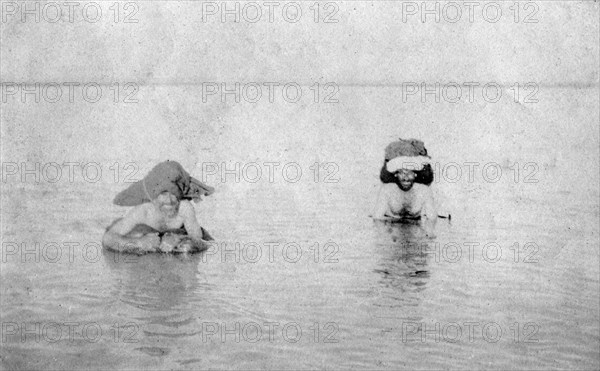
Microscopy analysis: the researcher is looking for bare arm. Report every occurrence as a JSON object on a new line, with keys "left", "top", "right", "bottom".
{"left": 172, "top": 201, "right": 213, "bottom": 252}
{"left": 102, "top": 205, "right": 160, "bottom": 254}
{"left": 372, "top": 185, "right": 392, "bottom": 220}
{"left": 420, "top": 187, "right": 437, "bottom": 237}
{"left": 180, "top": 201, "right": 206, "bottom": 241}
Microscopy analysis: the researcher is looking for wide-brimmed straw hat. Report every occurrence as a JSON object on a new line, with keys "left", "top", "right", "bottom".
{"left": 113, "top": 160, "right": 215, "bottom": 206}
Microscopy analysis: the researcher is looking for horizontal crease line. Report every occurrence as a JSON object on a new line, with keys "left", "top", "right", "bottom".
{"left": 0, "top": 82, "right": 597, "bottom": 88}
{"left": 1, "top": 0, "right": 596, "bottom": 2}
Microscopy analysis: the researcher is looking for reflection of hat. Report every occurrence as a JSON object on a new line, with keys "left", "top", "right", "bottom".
{"left": 386, "top": 156, "right": 431, "bottom": 173}
{"left": 113, "top": 161, "right": 215, "bottom": 206}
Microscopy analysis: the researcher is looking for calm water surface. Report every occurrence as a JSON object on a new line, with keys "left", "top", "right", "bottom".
{"left": 1, "top": 156, "right": 598, "bottom": 370}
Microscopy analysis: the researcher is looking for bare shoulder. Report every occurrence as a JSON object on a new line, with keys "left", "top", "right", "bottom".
{"left": 178, "top": 200, "right": 196, "bottom": 216}
{"left": 413, "top": 183, "right": 433, "bottom": 196}
{"left": 380, "top": 183, "right": 400, "bottom": 194}
{"left": 412, "top": 184, "right": 434, "bottom": 204}
{"left": 107, "top": 203, "right": 151, "bottom": 234}
{"left": 125, "top": 203, "right": 152, "bottom": 219}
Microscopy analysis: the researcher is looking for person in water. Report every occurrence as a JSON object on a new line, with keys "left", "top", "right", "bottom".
{"left": 103, "top": 160, "right": 215, "bottom": 254}
{"left": 103, "top": 190, "right": 211, "bottom": 254}
{"left": 372, "top": 156, "right": 437, "bottom": 235}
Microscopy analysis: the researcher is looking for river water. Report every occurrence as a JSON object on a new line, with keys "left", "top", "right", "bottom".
{"left": 1, "top": 82, "right": 599, "bottom": 369}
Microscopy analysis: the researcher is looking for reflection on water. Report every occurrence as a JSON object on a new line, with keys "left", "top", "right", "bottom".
{"left": 373, "top": 222, "right": 431, "bottom": 294}
{"left": 102, "top": 251, "right": 217, "bottom": 362}
{"left": 103, "top": 251, "right": 210, "bottom": 313}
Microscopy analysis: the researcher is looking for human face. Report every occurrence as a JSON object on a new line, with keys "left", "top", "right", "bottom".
{"left": 395, "top": 169, "right": 417, "bottom": 191}
{"left": 154, "top": 191, "right": 180, "bottom": 218}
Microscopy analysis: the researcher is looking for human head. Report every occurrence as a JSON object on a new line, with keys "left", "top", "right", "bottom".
{"left": 153, "top": 191, "right": 180, "bottom": 217}
{"left": 395, "top": 169, "right": 417, "bottom": 191}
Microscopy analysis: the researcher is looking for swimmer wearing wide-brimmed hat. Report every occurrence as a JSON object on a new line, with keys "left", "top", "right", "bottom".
{"left": 103, "top": 160, "right": 215, "bottom": 254}
{"left": 372, "top": 156, "right": 437, "bottom": 236}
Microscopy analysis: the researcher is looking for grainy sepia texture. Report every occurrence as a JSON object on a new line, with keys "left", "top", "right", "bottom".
{"left": 1, "top": 1, "right": 599, "bottom": 369}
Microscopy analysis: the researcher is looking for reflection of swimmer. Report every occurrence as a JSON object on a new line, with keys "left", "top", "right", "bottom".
{"left": 372, "top": 162, "right": 437, "bottom": 236}
{"left": 102, "top": 249, "right": 206, "bottom": 312}
{"left": 103, "top": 161, "right": 215, "bottom": 255}
{"left": 372, "top": 223, "right": 431, "bottom": 296}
